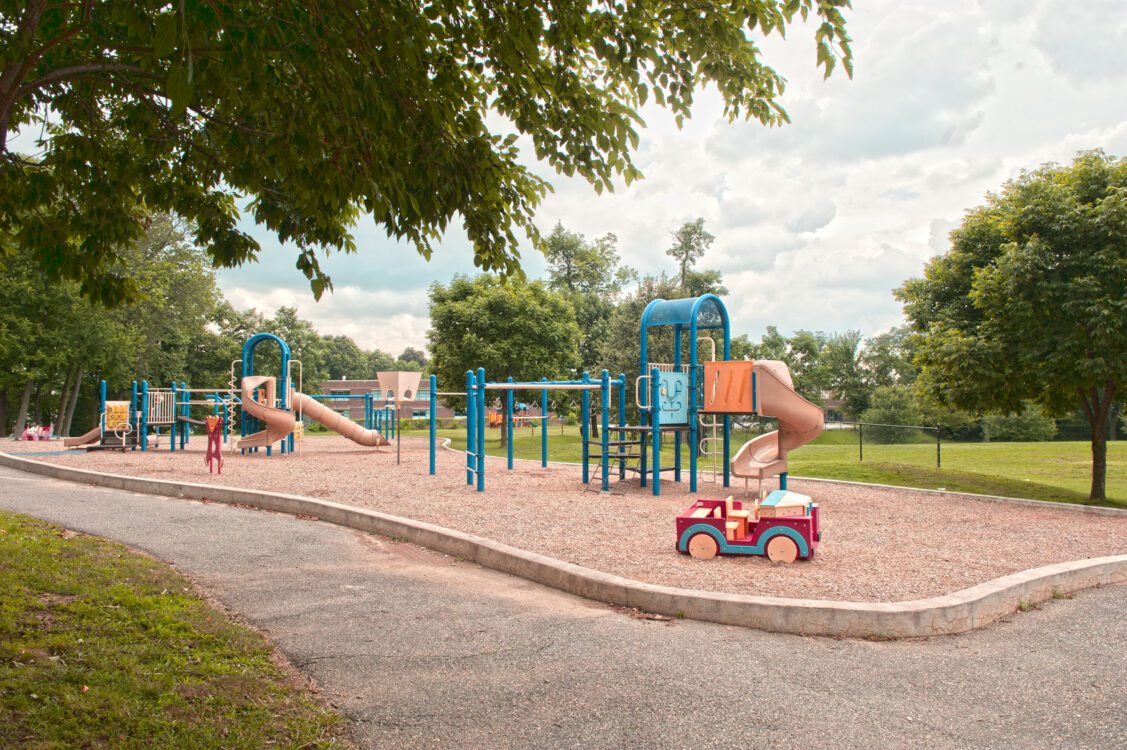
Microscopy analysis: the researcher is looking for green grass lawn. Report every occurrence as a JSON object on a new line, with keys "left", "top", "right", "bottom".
{"left": 0, "top": 511, "right": 351, "bottom": 748}
{"left": 405, "top": 423, "right": 1126, "bottom": 508}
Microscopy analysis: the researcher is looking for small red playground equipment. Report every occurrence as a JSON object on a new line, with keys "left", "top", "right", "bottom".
{"left": 676, "top": 490, "right": 820, "bottom": 563}
{"left": 205, "top": 415, "right": 224, "bottom": 474}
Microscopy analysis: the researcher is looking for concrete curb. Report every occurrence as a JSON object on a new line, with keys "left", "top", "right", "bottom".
{"left": 3, "top": 451, "right": 1124, "bottom": 638}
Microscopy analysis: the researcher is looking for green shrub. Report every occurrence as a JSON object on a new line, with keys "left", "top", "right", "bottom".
{"left": 983, "top": 402, "right": 1058, "bottom": 442}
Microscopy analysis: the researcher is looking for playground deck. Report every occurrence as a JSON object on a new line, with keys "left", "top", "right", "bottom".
{"left": 7, "top": 436, "right": 1124, "bottom": 603}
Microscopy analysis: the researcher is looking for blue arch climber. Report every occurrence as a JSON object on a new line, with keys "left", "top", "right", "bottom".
{"left": 240, "top": 333, "right": 294, "bottom": 455}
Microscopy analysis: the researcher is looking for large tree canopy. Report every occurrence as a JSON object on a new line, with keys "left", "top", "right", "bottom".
{"left": 897, "top": 150, "right": 1127, "bottom": 500}
{"left": 0, "top": 0, "right": 851, "bottom": 305}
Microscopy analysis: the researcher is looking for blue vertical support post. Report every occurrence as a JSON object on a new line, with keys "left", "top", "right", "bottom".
{"left": 618, "top": 373, "right": 627, "bottom": 479}
{"left": 600, "top": 370, "right": 610, "bottom": 491}
{"left": 465, "top": 371, "right": 475, "bottom": 486}
{"left": 639, "top": 371, "right": 648, "bottom": 489}
{"left": 723, "top": 333, "right": 732, "bottom": 488}
{"left": 140, "top": 381, "right": 149, "bottom": 451}
{"left": 540, "top": 379, "right": 548, "bottom": 468}
{"left": 99, "top": 380, "right": 107, "bottom": 435}
{"left": 476, "top": 367, "right": 486, "bottom": 493}
{"left": 222, "top": 399, "right": 229, "bottom": 443}
{"left": 180, "top": 381, "right": 188, "bottom": 449}
{"left": 650, "top": 366, "right": 661, "bottom": 496}
{"left": 169, "top": 382, "right": 177, "bottom": 452}
{"left": 505, "top": 377, "right": 514, "bottom": 470}
{"left": 428, "top": 375, "right": 437, "bottom": 475}
{"left": 689, "top": 361, "right": 698, "bottom": 492}
{"left": 580, "top": 371, "right": 590, "bottom": 484}
{"left": 673, "top": 325, "right": 682, "bottom": 484}
{"left": 130, "top": 381, "right": 138, "bottom": 450}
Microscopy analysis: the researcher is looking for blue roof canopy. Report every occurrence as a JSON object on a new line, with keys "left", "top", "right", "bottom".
{"left": 641, "top": 295, "right": 727, "bottom": 330}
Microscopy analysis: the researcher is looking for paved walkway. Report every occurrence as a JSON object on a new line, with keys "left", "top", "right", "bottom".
{"left": 1, "top": 465, "right": 1123, "bottom": 749}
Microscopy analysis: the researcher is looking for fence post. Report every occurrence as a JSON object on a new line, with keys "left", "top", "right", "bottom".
{"left": 936, "top": 425, "right": 941, "bottom": 469}
{"left": 858, "top": 422, "right": 863, "bottom": 462}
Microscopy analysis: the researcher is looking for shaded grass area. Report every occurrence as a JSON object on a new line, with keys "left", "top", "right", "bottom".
{"left": 409, "top": 425, "right": 1126, "bottom": 508}
{"left": 0, "top": 511, "right": 351, "bottom": 749}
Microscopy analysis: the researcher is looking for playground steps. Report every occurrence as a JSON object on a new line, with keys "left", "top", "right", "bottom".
{"left": 584, "top": 428, "right": 645, "bottom": 495}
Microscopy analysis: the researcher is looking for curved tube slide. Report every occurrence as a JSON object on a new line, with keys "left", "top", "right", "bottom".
{"left": 237, "top": 376, "right": 297, "bottom": 449}
{"left": 731, "top": 360, "right": 824, "bottom": 488}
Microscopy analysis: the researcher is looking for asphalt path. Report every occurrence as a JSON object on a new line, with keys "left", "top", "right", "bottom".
{"left": 1, "top": 465, "right": 1123, "bottom": 749}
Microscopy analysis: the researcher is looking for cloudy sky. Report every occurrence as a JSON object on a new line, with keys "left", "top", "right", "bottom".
{"left": 216, "top": 0, "right": 1127, "bottom": 357}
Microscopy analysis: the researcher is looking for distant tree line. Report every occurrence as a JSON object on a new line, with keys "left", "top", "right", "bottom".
{"left": 0, "top": 214, "right": 425, "bottom": 437}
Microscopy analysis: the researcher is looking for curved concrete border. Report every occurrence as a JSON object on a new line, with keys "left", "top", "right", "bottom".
{"left": 2, "top": 451, "right": 1124, "bottom": 638}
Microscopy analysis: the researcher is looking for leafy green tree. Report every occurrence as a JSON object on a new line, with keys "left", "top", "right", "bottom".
{"left": 667, "top": 218, "right": 715, "bottom": 288}
{"left": 860, "top": 325, "right": 919, "bottom": 388}
{"left": 1, "top": 1, "right": 851, "bottom": 305}
{"left": 860, "top": 385, "right": 923, "bottom": 444}
{"left": 427, "top": 274, "right": 580, "bottom": 442}
{"left": 321, "top": 336, "right": 367, "bottom": 380}
{"left": 818, "top": 330, "right": 866, "bottom": 416}
{"left": 897, "top": 150, "right": 1127, "bottom": 500}
{"left": 398, "top": 347, "right": 428, "bottom": 369}
{"left": 545, "top": 223, "right": 635, "bottom": 371}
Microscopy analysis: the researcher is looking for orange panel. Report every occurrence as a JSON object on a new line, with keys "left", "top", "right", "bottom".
{"left": 701, "top": 361, "right": 755, "bottom": 413}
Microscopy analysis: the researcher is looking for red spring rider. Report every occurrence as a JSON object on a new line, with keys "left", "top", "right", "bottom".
{"left": 205, "top": 415, "right": 224, "bottom": 474}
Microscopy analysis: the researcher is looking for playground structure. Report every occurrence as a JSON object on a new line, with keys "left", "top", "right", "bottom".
{"left": 63, "top": 379, "right": 235, "bottom": 452}
{"left": 235, "top": 333, "right": 394, "bottom": 454}
{"left": 431, "top": 294, "right": 825, "bottom": 496}
{"left": 675, "top": 490, "right": 820, "bottom": 562}
{"left": 63, "top": 333, "right": 409, "bottom": 457}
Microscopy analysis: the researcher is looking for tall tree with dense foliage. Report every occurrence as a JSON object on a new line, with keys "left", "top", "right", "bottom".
{"left": 427, "top": 275, "right": 580, "bottom": 441}
{"left": 0, "top": 1, "right": 851, "bottom": 305}
{"left": 666, "top": 218, "right": 715, "bottom": 288}
{"left": 897, "top": 150, "right": 1127, "bottom": 500}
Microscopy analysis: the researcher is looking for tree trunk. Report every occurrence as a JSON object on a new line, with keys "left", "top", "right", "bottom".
{"left": 1079, "top": 382, "right": 1114, "bottom": 502}
{"left": 62, "top": 369, "right": 83, "bottom": 435}
{"left": 54, "top": 364, "right": 76, "bottom": 435}
{"left": 589, "top": 412, "right": 599, "bottom": 440}
{"left": 13, "top": 381, "right": 33, "bottom": 434}
{"left": 32, "top": 386, "right": 41, "bottom": 426}
{"left": 0, "top": 390, "right": 6, "bottom": 436}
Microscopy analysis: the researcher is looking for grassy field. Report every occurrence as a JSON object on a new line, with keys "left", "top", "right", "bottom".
{"left": 404, "top": 423, "right": 1126, "bottom": 508}
{"left": 0, "top": 511, "right": 351, "bottom": 748}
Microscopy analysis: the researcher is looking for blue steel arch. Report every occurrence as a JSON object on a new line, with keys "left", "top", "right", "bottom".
{"left": 240, "top": 333, "right": 293, "bottom": 452}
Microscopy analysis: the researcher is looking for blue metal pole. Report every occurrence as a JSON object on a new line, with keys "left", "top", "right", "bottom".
{"left": 506, "top": 377, "right": 514, "bottom": 470}
{"left": 690, "top": 361, "right": 698, "bottom": 493}
{"left": 130, "top": 381, "right": 138, "bottom": 450}
{"left": 465, "top": 371, "right": 475, "bottom": 486}
{"left": 651, "top": 366, "right": 661, "bottom": 496}
{"left": 476, "top": 367, "right": 486, "bottom": 492}
{"left": 541, "top": 378, "right": 548, "bottom": 468}
{"left": 428, "top": 375, "right": 436, "bottom": 475}
{"left": 674, "top": 325, "right": 682, "bottom": 485}
{"left": 600, "top": 369, "right": 610, "bottom": 491}
{"left": 617, "top": 374, "right": 626, "bottom": 478}
{"left": 581, "top": 371, "right": 590, "bottom": 485}
{"left": 169, "top": 382, "right": 177, "bottom": 453}
{"left": 180, "top": 381, "right": 188, "bottom": 449}
{"left": 140, "top": 381, "right": 148, "bottom": 451}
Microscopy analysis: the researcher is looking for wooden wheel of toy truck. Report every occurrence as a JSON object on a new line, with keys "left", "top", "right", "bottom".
{"left": 687, "top": 532, "right": 719, "bottom": 560}
{"left": 766, "top": 535, "right": 798, "bottom": 563}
